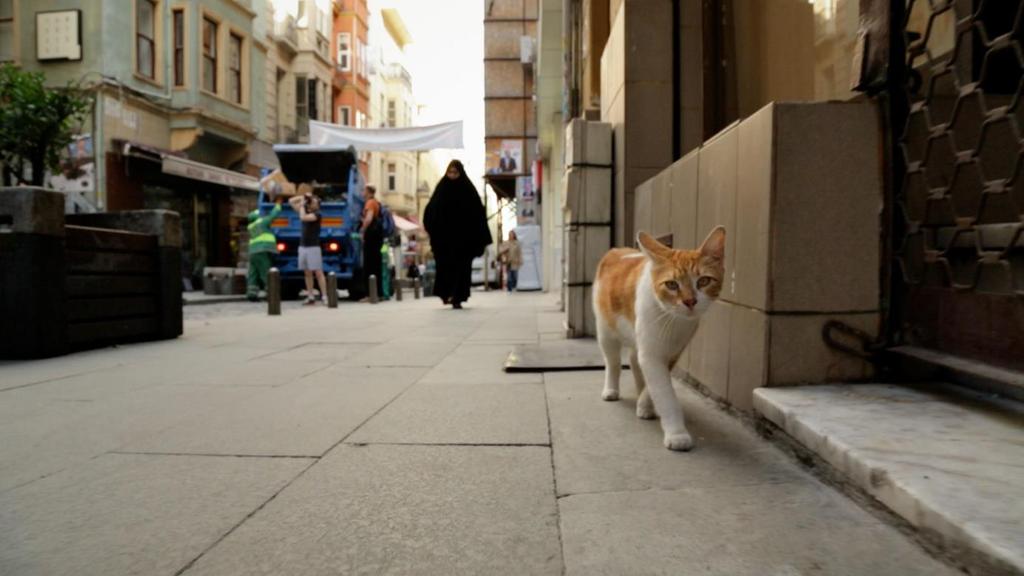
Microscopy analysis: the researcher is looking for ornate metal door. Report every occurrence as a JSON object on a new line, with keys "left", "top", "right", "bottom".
{"left": 889, "top": 0, "right": 1024, "bottom": 371}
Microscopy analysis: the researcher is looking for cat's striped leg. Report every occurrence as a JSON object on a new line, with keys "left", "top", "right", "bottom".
{"left": 598, "top": 328, "right": 622, "bottom": 401}
{"left": 638, "top": 352, "right": 693, "bottom": 451}
{"left": 632, "top": 350, "right": 656, "bottom": 419}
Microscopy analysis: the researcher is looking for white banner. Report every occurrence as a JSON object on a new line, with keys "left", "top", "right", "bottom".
{"left": 308, "top": 120, "right": 464, "bottom": 151}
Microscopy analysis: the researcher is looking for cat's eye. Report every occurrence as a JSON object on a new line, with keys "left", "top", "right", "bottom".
{"left": 663, "top": 280, "right": 680, "bottom": 291}
{"left": 696, "top": 276, "right": 714, "bottom": 289}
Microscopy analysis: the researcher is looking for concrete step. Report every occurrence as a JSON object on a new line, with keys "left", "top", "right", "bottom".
{"left": 753, "top": 383, "right": 1024, "bottom": 576}
{"left": 888, "top": 345, "right": 1024, "bottom": 402}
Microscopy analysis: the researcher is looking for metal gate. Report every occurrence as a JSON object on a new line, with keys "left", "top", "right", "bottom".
{"left": 889, "top": 0, "right": 1024, "bottom": 371}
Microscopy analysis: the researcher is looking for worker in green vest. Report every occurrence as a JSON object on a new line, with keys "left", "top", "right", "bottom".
{"left": 380, "top": 241, "right": 392, "bottom": 300}
{"left": 246, "top": 197, "right": 284, "bottom": 301}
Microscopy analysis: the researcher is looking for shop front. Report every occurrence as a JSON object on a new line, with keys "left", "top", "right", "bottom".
{"left": 113, "top": 141, "right": 260, "bottom": 289}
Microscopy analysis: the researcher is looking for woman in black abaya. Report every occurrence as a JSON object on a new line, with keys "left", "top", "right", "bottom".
{"left": 424, "top": 160, "right": 492, "bottom": 309}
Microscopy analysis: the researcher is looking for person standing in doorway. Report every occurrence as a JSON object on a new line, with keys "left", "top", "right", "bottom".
{"left": 423, "top": 160, "right": 492, "bottom": 309}
{"left": 359, "top": 184, "right": 384, "bottom": 300}
{"left": 498, "top": 230, "right": 522, "bottom": 293}
{"left": 290, "top": 186, "right": 328, "bottom": 305}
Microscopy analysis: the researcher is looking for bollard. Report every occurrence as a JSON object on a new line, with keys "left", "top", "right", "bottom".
{"left": 414, "top": 278, "right": 421, "bottom": 299}
{"left": 267, "top": 268, "right": 281, "bottom": 316}
{"left": 327, "top": 272, "right": 338, "bottom": 308}
{"left": 368, "top": 274, "right": 379, "bottom": 304}
{"left": 395, "top": 279, "right": 403, "bottom": 301}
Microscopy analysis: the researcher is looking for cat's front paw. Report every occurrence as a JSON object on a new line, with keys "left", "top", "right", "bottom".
{"left": 664, "top": 432, "right": 694, "bottom": 452}
{"left": 636, "top": 400, "right": 657, "bottom": 419}
{"left": 601, "top": 389, "right": 620, "bottom": 401}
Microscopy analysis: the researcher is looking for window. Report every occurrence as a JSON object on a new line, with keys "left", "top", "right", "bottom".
{"left": 337, "top": 32, "right": 350, "bottom": 71}
{"left": 387, "top": 163, "right": 396, "bottom": 192}
{"left": 387, "top": 100, "right": 396, "bottom": 128}
{"left": 339, "top": 106, "right": 351, "bottom": 126}
{"left": 228, "top": 33, "right": 242, "bottom": 104}
{"left": 296, "top": 75, "right": 308, "bottom": 135}
{"left": 0, "top": 0, "right": 15, "bottom": 62}
{"left": 356, "top": 110, "right": 365, "bottom": 128}
{"left": 202, "top": 17, "right": 218, "bottom": 93}
{"left": 172, "top": 9, "right": 184, "bottom": 86}
{"left": 318, "top": 83, "right": 324, "bottom": 121}
{"left": 136, "top": 0, "right": 156, "bottom": 79}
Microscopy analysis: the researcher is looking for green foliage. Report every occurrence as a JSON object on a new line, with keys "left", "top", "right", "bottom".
{"left": 0, "top": 63, "right": 92, "bottom": 186}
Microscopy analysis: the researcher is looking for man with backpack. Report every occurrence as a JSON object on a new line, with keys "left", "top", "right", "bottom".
{"left": 359, "top": 184, "right": 387, "bottom": 300}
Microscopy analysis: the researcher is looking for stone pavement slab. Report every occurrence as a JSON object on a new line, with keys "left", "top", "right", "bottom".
{"left": 332, "top": 337, "right": 462, "bottom": 367}
{"left": 183, "top": 445, "right": 562, "bottom": 576}
{"left": 420, "top": 342, "right": 543, "bottom": 384}
{"left": 0, "top": 453, "right": 310, "bottom": 576}
{"left": 755, "top": 383, "right": 1024, "bottom": 575}
{"left": 559, "top": 482, "right": 959, "bottom": 576}
{"left": 259, "top": 342, "right": 379, "bottom": 363}
{"left": 347, "top": 381, "right": 550, "bottom": 445}
{"left": 466, "top": 309, "right": 540, "bottom": 343}
{"left": 0, "top": 384, "right": 262, "bottom": 494}
{"left": 546, "top": 371, "right": 800, "bottom": 495}
{"left": 165, "top": 357, "right": 333, "bottom": 387}
{"left": 122, "top": 367, "right": 421, "bottom": 457}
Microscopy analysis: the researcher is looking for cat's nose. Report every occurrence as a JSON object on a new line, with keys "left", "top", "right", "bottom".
{"left": 683, "top": 298, "right": 697, "bottom": 310}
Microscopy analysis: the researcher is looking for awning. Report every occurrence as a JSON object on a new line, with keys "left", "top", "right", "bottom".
{"left": 122, "top": 142, "right": 260, "bottom": 191}
{"left": 393, "top": 214, "right": 420, "bottom": 233}
{"left": 161, "top": 156, "right": 260, "bottom": 191}
{"left": 308, "top": 120, "right": 463, "bottom": 151}
{"left": 483, "top": 173, "right": 523, "bottom": 200}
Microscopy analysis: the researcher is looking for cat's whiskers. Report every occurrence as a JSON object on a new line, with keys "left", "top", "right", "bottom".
{"left": 655, "top": 308, "right": 674, "bottom": 343}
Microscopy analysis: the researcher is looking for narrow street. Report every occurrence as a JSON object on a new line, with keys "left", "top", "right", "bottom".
{"left": 0, "top": 292, "right": 957, "bottom": 575}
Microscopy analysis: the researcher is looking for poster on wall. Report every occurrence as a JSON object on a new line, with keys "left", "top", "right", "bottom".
{"left": 516, "top": 175, "right": 537, "bottom": 225}
{"left": 499, "top": 139, "right": 522, "bottom": 173}
{"left": 47, "top": 133, "right": 96, "bottom": 213}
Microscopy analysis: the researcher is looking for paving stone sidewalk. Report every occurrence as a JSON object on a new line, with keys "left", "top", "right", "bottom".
{"left": 0, "top": 292, "right": 959, "bottom": 575}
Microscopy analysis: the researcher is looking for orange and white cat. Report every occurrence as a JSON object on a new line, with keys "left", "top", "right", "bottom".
{"left": 592, "top": 227, "right": 726, "bottom": 451}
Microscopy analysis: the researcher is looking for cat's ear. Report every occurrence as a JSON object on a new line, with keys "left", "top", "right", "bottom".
{"left": 698, "top": 226, "right": 726, "bottom": 262}
{"left": 637, "top": 232, "right": 671, "bottom": 261}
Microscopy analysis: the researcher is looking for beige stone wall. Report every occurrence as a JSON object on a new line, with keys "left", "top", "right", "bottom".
{"left": 634, "top": 101, "right": 882, "bottom": 409}
{"left": 484, "top": 0, "right": 537, "bottom": 175}
{"left": 733, "top": 0, "right": 816, "bottom": 118}
{"left": 600, "top": 0, "right": 675, "bottom": 247}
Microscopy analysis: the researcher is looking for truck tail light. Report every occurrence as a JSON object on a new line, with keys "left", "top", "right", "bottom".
{"left": 327, "top": 241, "right": 340, "bottom": 252}
{"left": 277, "top": 242, "right": 286, "bottom": 252}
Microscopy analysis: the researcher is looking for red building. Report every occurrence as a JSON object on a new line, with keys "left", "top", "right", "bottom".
{"left": 332, "top": 0, "right": 370, "bottom": 177}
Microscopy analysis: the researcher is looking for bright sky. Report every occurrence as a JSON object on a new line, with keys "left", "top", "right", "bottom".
{"left": 373, "top": 0, "right": 486, "bottom": 195}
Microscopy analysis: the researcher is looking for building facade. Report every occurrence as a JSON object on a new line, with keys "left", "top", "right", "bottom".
{"left": 483, "top": 0, "right": 538, "bottom": 263}
{"left": 0, "top": 0, "right": 276, "bottom": 279}
{"left": 366, "top": 6, "right": 417, "bottom": 218}
{"left": 331, "top": 0, "right": 370, "bottom": 178}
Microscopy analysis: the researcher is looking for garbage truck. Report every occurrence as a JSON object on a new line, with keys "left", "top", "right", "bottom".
{"left": 257, "top": 145, "right": 369, "bottom": 299}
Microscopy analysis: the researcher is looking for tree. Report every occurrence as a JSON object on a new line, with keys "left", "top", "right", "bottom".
{"left": 0, "top": 64, "right": 91, "bottom": 187}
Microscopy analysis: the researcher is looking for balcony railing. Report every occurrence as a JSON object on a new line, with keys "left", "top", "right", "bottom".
{"left": 382, "top": 63, "right": 412, "bottom": 87}
{"left": 274, "top": 16, "right": 298, "bottom": 51}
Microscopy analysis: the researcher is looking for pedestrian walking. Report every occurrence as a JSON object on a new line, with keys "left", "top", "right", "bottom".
{"left": 498, "top": 230, "right": 522, "bottom": 292}
{"left": 423, "top": 160, "right": 492, "bottom": 309}
{"left": 290, "top": 186, "right": 329, "bottom": 305}
{"left": 359, "top": 184, "right": 385, "bottom": 300}
{"left": 245, "top": 195, "right": 284, "bottom": 301}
